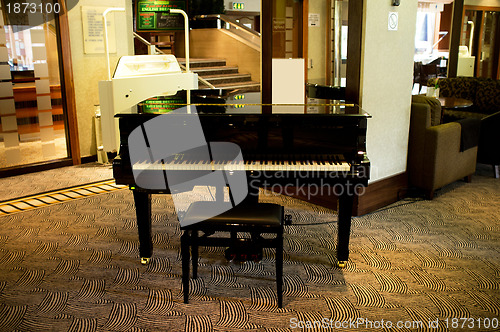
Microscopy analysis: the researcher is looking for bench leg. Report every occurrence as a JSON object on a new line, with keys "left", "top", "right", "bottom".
{"left": 276, "top": 230, "right": 283, "bottom": 308}
{"left": 181, "top": 230, "right": 190, "bottom": 304}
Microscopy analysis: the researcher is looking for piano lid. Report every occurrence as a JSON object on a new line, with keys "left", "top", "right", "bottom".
{"left": 133, "top": 89, "right": 371, "bottom": 117}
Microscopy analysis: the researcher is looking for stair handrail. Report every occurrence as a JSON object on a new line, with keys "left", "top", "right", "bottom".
{"left": 193, "top": 14, "right": 260, "bottom": 36}
{"left": 133, "top": 32, "right": 216, "bottom": 89}
{"left": 192, "top": 14, "right": 260, "bottom": 49}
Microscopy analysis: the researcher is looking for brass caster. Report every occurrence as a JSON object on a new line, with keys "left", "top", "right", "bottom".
{"left": 141, "top": 257, "right": 150, "bottom": 265}
{"left": 337, "top": 261, "right": 347, "bottom": 268}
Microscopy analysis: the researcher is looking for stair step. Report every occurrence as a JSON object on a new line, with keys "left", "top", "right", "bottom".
{"left": 192, "top": 66, "right": 240, "bottom": 75}
{"left": 203, "top": 73, "right": 252, "bottom": 84}
{"left": 178, "top": 58, "right": 226, "bottom": 68}
{"left": 211, "top": 81, "right": 261, "bottom": 90}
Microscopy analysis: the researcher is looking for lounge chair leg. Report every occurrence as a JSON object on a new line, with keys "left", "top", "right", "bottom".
{"left": 276, "top": 230, "right": 283, "bottom": 308}
{"left": 464, "top": 175, "right": 472, "bottom": 183}
{"left": 494, "top": 165, "right": 499, "bottom": 179}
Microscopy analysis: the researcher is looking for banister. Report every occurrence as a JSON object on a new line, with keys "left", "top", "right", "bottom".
{"left": 193, "top": 14, "right": 261, "bottom": 38}
{"left": 132, "top": 32, "right": 216, "bottom": 89}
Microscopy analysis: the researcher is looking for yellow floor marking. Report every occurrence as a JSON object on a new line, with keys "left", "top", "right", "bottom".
{"left": 0, "top": 180, "right": 127, "bottom": 216}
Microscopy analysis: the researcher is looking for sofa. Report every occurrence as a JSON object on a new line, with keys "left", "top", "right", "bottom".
{"left": 408, "top": 96, "right": 478, "bottom": 199}
{"left": 428, "top": 77, "right": 500, "bottom": 177}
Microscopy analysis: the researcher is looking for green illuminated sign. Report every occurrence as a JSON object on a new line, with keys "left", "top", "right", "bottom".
{"left": 232, "top": 2, "right": 245, "bottom": 10}
{"left": 136, "top": 0, "right": 186, "bottom": 31}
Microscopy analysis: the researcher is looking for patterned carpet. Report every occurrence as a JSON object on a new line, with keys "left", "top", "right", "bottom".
{"left": 0, "top": 167, "right": 499, "bottom": 331}
{"left": 0, "top": 163, "right": 113, "bottom": 202}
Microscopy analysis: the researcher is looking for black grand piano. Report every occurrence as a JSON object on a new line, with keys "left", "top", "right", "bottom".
{"left": 112, "top": 88, "right": 370, "bottom": 268}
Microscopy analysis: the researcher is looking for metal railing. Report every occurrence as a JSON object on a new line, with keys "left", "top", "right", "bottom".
{"left": 193, "top": 14, "right": 260, "bottom": 50}
{"left": 132, "top": 32, "right": 216, "bottom": 89}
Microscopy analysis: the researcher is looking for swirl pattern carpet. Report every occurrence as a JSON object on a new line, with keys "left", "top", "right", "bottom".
{"left": 0, "top": 167, "right": 499, "bottom": 331}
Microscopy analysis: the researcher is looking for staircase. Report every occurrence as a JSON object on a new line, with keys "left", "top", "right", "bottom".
{"left": 178, "top": 58, "right": 260, "bottom": 91}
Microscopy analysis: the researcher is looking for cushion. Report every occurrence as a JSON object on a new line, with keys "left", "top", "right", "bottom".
{"left": 443, "top": 109, "right": 488, "bottom": 121}
{"left": 181, "top": 201, "right": 282, "bottom": 229}
{"left": 412, "top": 95, "right": 442, "bottom": 126}
{"left": 430, "top": 77, "right": 478, "bottom": 101}
{"left": 474, "top": 79, "right": 500, "bottom": 115}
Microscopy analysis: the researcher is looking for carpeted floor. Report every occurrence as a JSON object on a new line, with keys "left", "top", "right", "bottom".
{"left": 0, "top": 165, "right": 499, "bottom": 331}
{"left": 0, "top": 163, "right": 113, "bottom": 202}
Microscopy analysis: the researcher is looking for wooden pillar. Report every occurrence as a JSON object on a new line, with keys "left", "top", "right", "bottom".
{"left": 262, "top": 0, "right": 273, "bottom": 113}
{"left": 56, "top": 0, "right": 81, "bottom": 165}
{"left": 448, "top": 0, "right": 464, "bottom": 78}
{"left": 346, "top": 0, "right": 363, "bottom": 105}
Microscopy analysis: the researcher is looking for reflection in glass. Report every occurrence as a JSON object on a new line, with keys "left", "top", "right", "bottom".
{"left": 0, "top": 14, "right": 69, "bottom": 169}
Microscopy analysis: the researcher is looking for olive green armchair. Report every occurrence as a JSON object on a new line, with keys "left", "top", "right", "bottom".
{"left": 408, "top": 97, "right": 478, "bottom": 199}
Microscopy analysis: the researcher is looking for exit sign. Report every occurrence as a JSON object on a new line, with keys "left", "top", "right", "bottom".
{"left": 232, "top": 2, "right": 245, "bottom": 10}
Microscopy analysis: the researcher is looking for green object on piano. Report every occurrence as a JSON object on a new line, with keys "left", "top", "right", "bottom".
{"left": 140, "top": 95, "right": 185, "bottom": 114}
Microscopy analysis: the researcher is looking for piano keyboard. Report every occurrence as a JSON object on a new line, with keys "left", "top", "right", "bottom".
{"left": 132, "top": 159, "right": 351, "bottom": 172}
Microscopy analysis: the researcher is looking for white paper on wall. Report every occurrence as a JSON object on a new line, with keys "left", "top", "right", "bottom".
{"left": 81, "top": 6, "right": 117, "bottom": 54}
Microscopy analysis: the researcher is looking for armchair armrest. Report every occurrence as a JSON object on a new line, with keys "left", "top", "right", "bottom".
{"left": 424, "top": 122, "right": 476, "bottom": 190}
{"left": 408, "top": 101, "right": 478, "bottom": 196}
{"left": 426, "top": 122, "right": 462, "bottom": 164}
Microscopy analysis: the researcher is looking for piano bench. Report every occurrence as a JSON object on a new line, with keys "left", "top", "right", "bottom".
{"left": 180, "top": 202, "right": 284, "bottom": 308}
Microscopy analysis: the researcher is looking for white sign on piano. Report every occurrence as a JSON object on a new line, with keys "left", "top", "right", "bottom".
{"left": 272, "top": 58, "right": 305, "bottom": 114}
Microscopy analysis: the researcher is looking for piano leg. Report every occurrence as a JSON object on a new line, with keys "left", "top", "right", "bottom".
{"left": 337, "top": 192, "right": 354, "bottom": 268}
{"left": 132, "top": 190, "right": 153, "bottom": 264}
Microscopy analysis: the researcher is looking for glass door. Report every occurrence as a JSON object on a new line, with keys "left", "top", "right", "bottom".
{"left": 462, "top": 7, "right": 500, "bottom": 79}
{"left": 272, "top": 0, "right": 303, "bottom": 59}
{"left": 0, "top": 7, "right": 70, "bottom": 169}
{"left": 478, "top": 11, "right": 499, "bottom": 78}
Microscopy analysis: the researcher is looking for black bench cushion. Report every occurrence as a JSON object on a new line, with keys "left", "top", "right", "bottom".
{"left": 181, "top": 202, "right": 282, "bottom": 229}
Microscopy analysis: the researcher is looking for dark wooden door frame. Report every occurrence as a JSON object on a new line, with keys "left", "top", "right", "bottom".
{"left": 346, "top": 0, "right": 363, "bottom": 105}
{"left": 448, "top": 0, "right": 464, "bottom": 78}
{"left": 262, "top": 0, "right": 273, "bottom": 112}
{"left": 464, "top": 5, "right": 500, "bottom": 79}
{"left": 56, "top": 0, "right": 80, "bottom": 165}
